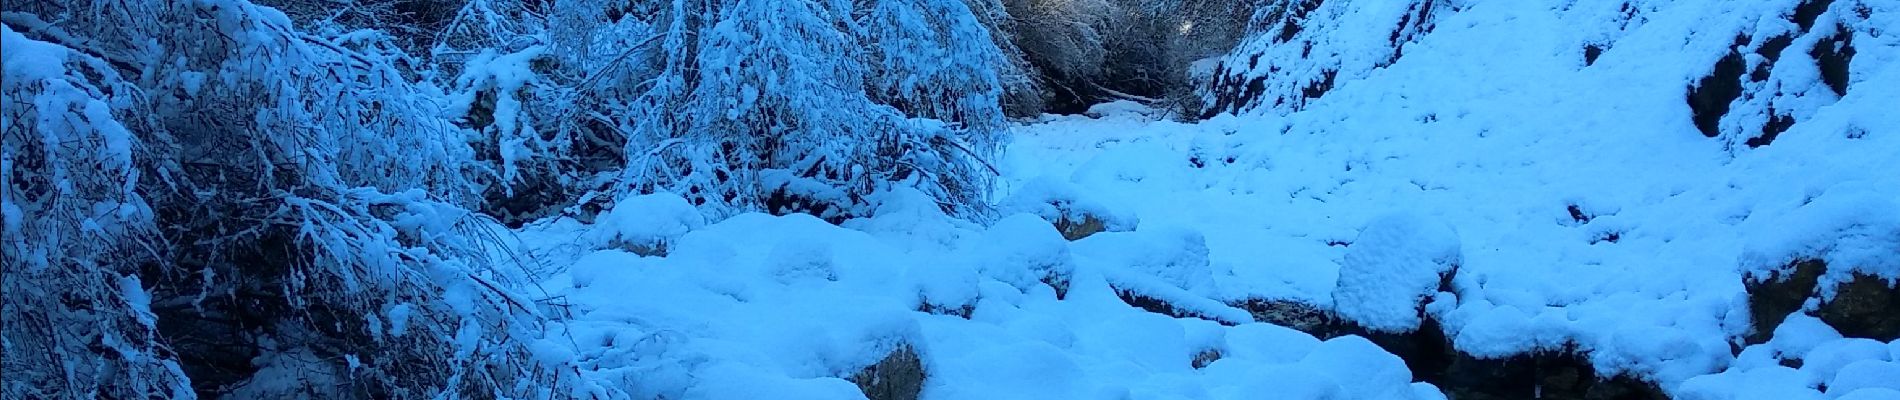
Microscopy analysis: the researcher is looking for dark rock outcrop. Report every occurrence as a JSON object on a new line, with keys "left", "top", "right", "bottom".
{"left": 1233, "top": 298, "right": 1337, "bottom": 336}
{"left": 1192, "top": 348, "right": 1223, "bottom": 369}
{"left": 1054, "top": 213, "right": 1109, "bottom": 241}
{"left": 1811, "top": 24, "right": 1856, "bottom": 98}
{"left": 1113, "top": 288, "right": 1236, "bottom": 326}
{"left": 1687, "top": 49, "right": 1746, "bottom": 138}
{"left": 1745, "top": 259, "right": 1826, "bottom": 344}
{"left": 1746, "top": 259, "right": 1900, "bottom": 343}
{"left": 1815, "top": 273, "right": 1900, "bottom": 341}
{"left": 1436, "top": 348, "right": 1668, "bottom": 400}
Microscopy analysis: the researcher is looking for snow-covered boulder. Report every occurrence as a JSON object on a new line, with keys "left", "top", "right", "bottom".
{"left": 1000, "top": 176, "right": 1137, "bottom": 240}
{"left": 1075, "top": 226, "right": 1215, "bottom": 295}
{"left": 1332, "top": 213, "right": 1463, "bottom": 334}
{"left": 584, "top": 193, "right": 706, "bottom": 256}
{"left": 1742, "top": 189, "right": 1900, "bottom": 342}
{"left": 976, "top": 214, "right": 1077, "bottom": 298}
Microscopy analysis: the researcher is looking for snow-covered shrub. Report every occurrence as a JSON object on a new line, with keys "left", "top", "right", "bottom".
{"left": 953, "top": 0, "right": 1047, "bottom": 117}
{"left": 612, "top": 0, "right": 1006, "bottom": 222}
{"left": 0, "top": 25, "right": 192, "bottom": 400}
{"left": 4, "top": 0, "right": 566, "bottom": 397}
{"left": 861, "top": 0, "right": 1011, "bottom": 132}
{"left": 1095, "top": 0, "right": 1256, "bottom": 114}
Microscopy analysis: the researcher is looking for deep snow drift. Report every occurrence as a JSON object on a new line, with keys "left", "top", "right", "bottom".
{"left": 518, "top": 0, "right": 1900, "bottom": 398}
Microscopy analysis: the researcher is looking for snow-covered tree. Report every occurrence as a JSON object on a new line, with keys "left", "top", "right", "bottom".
{"left": 1, "top": 23, "right": 192, "bottom": 400}
{"left": 593, "top": 0, "right": 1007, "bottom": 221}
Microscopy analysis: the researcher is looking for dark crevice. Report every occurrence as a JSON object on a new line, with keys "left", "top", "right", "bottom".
{"left": 1748, "top": 112, "right": 1795, "bottom": 148}
{"left": 1812, "top": 25, "right": 1856, "bottom": 97}
{"left": 1687, "top": 50, "right": 1747, "bottom": 138}
{"left": 1791, "top": 0, "right": 1836, "bottom": 32}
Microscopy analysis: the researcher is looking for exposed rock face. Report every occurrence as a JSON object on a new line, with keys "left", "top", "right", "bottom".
{"left": 851, "top": 344, "right": 925, "bottom": 400}
{"left": 1113, "top": 288, "right": 1234, "bottom": 325}
{"left": 1054, "top": 213, "right": 1109, "bottom": 241}
{"left": 1816, "top": 273, "right": 1900, "bottom": 341}
{"left": 1436, "top": 349, "right": 1667, "bottom": 400}
{"left": 1746, "top": 259, "right": 1827, "bottom": 344}
{"left": 1233, "top": 298, "right": 1336, "bottom": 336}
{"left": 1746, "top": 259, "right": 1900, "bottom": 343}
{"left": 1811, "top": 24, "right": 1856, "bottom": 98}
{"left": 1687, "top": 0, "right": 1863, "bottom": 147}
{"left": 1200, "top": 0, "right": 1446, "bottom": 117}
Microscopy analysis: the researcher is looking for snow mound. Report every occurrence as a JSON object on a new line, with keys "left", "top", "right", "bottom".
{"left": 1083, "top": 100, "right": 1160, "bottom": 119}
{"left": 584, "top": 193, "right": 705, "bottom": 255}
{"left": 999, "top": 176, "right": 1138, "bottom": 239}
{"left": 1332, "top": 213, "right": 1463, "bottom": 333}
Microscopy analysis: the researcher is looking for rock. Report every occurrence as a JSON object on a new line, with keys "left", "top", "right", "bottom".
{"left": 1054, "top": 213, "right": 1108, "bottom": 241}
{"left": 1114, "top": 288, "right": 1209, "bottom": 324}
{"left": 1817, "top": 273, "right": 1900, "bottom": 341}
{"left": 1192, "top": 348, "right": 1222, "bottom": 369}
{"left": 999, "top": 177, "right": 1137, "bottom": 241}
{"left": 851, "top": 344, "right": 925, "bottom": 400}
{"left": 1232, "top": 298, "right": 1339, "bottom": 338}
{"left": 1746, "top": 259, "right": 1826, "bottom": 344}
{"left": 1435, "top": 348, "right": 1667, "bottom": 400}
{"left": 1746, "top": 259, "right": 1900, "bottom": 343}
{"left": 1042, "top": 272, "right": 1072, "bottom": 300}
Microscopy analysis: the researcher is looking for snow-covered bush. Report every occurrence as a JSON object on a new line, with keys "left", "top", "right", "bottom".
{"left": 0, "top": 24, "right": 192, "bottom": 400}
{"left": 1003, "top": 0, "right": 1115, "bottom": 90}
{"left": 3, "top": 0, "right": 565, "bottom": 397}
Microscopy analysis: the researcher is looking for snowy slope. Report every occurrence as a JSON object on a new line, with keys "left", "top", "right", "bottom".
{"left": 520, "top": 0, "right": 1900, "bottom": 398}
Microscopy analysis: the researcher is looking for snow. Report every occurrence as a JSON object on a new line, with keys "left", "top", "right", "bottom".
{"left": 586, "top": 192, "right": 707, "bottom": 253}
{"left": 1840, "top": 389, "right": 1900, "bottom": 400}
{"left": 525, "top": 201, "right": 1440, "bottom": 398}
{"left": 1830, "top": 360, "right": 1900, "bottom": 397}
{"left": 16, "top": 0, "right": 1894, "bottom": 396}
{"left": 1331, "top": 213, "right": 1463, "bottom": 334}
{"left": 998, "top": 176, "right": 1138, "bottom": 233}
{"left": 1083, "top": 100, "right": 1161, "bottom": 119}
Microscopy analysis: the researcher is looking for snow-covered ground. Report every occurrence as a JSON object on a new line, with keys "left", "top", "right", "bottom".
{"left": 517, "top": 1, "right": 1900, "bottom": 399}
